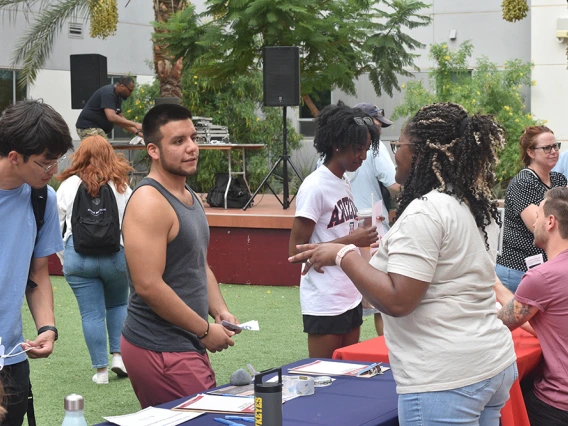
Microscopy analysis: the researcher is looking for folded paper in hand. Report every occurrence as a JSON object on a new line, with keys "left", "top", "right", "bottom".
{"left": 129, "top": 135, "right": 145, "bottom": 145}
{"left": 221, "top": 320, "right": 259, "bottom": 331}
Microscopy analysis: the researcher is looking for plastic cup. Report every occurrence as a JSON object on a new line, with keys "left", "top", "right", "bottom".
{"left": 358, "top": 208, "right": 373, "bottom": 228}
{"left": 358, "top": 208, "right": 373, "bottom": 262}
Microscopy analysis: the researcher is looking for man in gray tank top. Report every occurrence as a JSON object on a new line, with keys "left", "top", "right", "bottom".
{"left": 120, "top": 104, "right": 240, "bottom": 409}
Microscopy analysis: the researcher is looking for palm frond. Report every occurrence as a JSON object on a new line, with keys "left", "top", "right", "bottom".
{"left": 10, "top": 0, "right": 89, "bottom": 87}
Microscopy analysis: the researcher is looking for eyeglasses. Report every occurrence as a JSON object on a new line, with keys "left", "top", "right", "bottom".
{"left": 531, "top": 143, "right": 561, "bottom": 154}
{"left": 123, "top": 84, "right": 134, "bottom": 94}
{"left": 354, "top": 117, "right": 374, "bottom": 126}
{"left": 24, "top": 154, "right": 67, "bottom": 174}
{"left": 390, "top": 141, "right": 413, "bottom": 154}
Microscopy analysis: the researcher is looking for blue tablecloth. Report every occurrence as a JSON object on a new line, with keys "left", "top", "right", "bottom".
{"left": 96, "top": 358, "right": 399, "bottom": 426}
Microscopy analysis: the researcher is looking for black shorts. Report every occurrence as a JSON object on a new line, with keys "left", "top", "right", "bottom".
{"left": 303, "top": 303, "right": 363, "bottom": 335}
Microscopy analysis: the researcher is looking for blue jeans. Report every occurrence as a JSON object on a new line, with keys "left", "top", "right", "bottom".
{"left": 398, "top": 362, "right": 518, "bottom": 426}
{"left": 496, "top": 264, "right": 525, "bottom": 293}
{"left": 64, "top": 238, "right": 129, "bottom": 368}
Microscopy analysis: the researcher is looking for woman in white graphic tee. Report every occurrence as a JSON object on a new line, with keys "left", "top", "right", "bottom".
{"left": 289, "top": 102, "right": 382, "bottom": 359}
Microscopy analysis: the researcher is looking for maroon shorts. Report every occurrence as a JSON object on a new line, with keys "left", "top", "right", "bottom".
{"left": 121, "top": 336, "right": 216, "bottom": 408}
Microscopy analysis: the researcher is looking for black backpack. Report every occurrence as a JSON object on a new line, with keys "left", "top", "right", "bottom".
{"left": 206, "top": 173, "right": 252, "bottom": 209}
{"left": 71, "top": 182, "right": 121, "bottom": 255}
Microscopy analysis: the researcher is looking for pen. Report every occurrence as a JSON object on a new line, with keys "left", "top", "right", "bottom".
{"left": 225, "top": 415, "right": 255, "bottom": 423}
{"left": 214, "top": 418, "right": 245, "bottom": 426}
{"left": 357, "top": 362, "right": 381, "bottom": 376}
{"left": 210, "top": 393, "right": 253, "bottom": 398}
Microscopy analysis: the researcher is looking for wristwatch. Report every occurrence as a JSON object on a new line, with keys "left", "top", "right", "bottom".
{"left": 37, "top": 325, "right": 58, "bottom": 341}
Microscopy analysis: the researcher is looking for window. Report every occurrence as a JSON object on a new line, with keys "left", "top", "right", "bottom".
{"left": 106, "top": 75, "right": 136, "bottom": 140}
{"left": 299, "top": 89, "right": 331, "bottom": 137}
{"left": 0, "top": 70, "right": 27, "bottom": 113}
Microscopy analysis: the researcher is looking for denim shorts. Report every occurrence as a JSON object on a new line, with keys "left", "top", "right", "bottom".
{"left": 496, "top": 264, "right": 525, "bottom": 293}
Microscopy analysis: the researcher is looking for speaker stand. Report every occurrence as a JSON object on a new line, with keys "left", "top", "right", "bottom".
{"left": 243, "top": 107, "right": 303, "bottom": 210}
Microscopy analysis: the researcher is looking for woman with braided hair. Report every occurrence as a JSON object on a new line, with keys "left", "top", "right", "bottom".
{"left": 289, "top": 102, "right": 382, "bottom": 359}
{"left": 290, "top": 102, "right": 517, "bottom": 425}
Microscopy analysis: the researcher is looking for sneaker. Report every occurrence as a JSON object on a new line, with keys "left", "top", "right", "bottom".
{"left": 111, "top": 356, "right": 128, "bottom": 378}
{"left": 92, "top": 371, "right": 109, "bottom": 384}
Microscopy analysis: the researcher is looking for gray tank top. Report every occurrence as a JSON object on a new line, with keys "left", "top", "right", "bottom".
{"left": 122, "top": 177, "right": 210, "bottom": 353}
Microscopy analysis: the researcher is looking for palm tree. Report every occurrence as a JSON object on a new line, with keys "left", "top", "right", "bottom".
{"left": 153, "top": 0, "right": 186, "bottom": 98}
{"left": 0, "top": 0, "right": 186, "bottom": 97}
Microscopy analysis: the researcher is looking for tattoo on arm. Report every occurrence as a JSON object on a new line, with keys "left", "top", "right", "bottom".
{"left": 498, "top": 299, "right": 534, "bottom": 330}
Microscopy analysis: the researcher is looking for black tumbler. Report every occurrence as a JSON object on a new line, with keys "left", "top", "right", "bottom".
{"left": 254, "top": 367, "right": 283, "bottom": 426}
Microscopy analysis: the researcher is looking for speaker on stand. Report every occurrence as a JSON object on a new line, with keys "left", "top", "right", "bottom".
{"left": 243, "top": 46, "right": 304, "bottom": 211}
{"left": 70, "top": 54, "right": 108, "bottom": 109}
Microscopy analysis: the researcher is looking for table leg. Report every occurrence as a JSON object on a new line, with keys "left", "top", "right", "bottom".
{"left": 241, "top": 147, "right": 251, "bottom": 192}
{"left": 223, "top": 151, "right": 232, "bottom": 209}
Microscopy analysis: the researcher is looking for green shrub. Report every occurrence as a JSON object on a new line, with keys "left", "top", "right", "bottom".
{"left": 182, "top": 70, "right": 302, "bottom": 193}
{"left": 392, "top": 41, "right": 544, "bottom": 189}
{"left": 120, "top": 74, "right": 302, "bottom": 194}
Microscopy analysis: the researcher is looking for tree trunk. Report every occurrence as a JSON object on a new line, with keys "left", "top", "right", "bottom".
{"left": 302, "top": 94, "right": 319, "bottom": 117}
{"left": 153, "top": 0, "right": 187, "bottom": 98}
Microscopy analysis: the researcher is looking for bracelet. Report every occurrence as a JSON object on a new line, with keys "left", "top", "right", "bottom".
{"left": 197, "top": 322, "right": 210, "bottom": 340}
{"left": 335, "top": 244, "right": 357, "bottom": 266}
{"left": 37, "top": 325, "right": 58, "bottom": 341}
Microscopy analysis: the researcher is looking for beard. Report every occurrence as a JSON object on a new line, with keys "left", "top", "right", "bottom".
{"left": 159, "top": 150, "right": 197, "bottom": 177}
{"left": 533, "top": 225, "right": 547, "bottom": 250}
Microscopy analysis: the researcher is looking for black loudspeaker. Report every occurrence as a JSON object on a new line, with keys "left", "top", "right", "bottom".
{"left": 70, "top": 54, "right": 108, "bottom": 109}
{"left": 263, "top": 47, "right": 300, "bottom": 106}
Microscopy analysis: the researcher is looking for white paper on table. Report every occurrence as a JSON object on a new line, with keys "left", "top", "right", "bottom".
{"left": 129, "top": 135, "right": 145, "bottom": 145}
{"left": 288, "top": 360, "right": 370, "bottom": 376}
{"left": 221, "top": 320, "right": 259, "bottom": 331}
{"left": 174, "top": 394, "right": 255, "bottom": 413}
{"left": 103, "top": 406, "right": 204, "bottom": 426}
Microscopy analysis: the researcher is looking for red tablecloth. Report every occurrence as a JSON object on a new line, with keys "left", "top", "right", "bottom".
{"left": 333, "top": 328, "right": 542, "bottom": 426}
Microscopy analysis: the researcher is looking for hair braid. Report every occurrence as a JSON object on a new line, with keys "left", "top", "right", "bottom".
{"left": 397, "top": 102, "right": 505, "bottom": 248}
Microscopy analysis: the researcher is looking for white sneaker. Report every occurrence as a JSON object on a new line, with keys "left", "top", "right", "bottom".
{"left": 92, "top": 371, "right": 109, "bottom": 384}
{"left": 111, "top": 356, "right": 128, "bottom": 378}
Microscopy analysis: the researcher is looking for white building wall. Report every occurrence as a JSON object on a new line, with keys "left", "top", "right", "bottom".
{"left": 531, "top": 0, "right": 568, "bottom": 144}
{"left": 1, "top": 0, "right": 156, "bottom": 137}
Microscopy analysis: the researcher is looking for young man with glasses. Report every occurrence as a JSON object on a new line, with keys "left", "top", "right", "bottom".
{"left": 0, "top": 100, "right": 73, "bottom": 425}
{"left": 75, "top": 76, "right": 143, "bottom": 140}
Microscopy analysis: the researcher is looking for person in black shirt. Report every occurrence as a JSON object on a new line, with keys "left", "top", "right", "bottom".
{"left": 75, "top": 76, "right": 143, "bottom": 140}
{"left": 496, "top": 126, "right": 566, "bottom": 292}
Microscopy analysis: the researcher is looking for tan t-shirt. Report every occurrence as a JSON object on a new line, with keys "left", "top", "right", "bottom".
{"left": 370, "top": 190, "right": 516, "bottom": 394}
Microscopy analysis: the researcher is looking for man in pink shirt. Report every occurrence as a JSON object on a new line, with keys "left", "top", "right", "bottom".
{"left": 495, "top": 186, "right": 568, "bottom": 425}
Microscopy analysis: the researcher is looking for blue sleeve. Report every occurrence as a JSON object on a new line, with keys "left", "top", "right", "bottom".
{"left": 33, "top": 186, "right": 64, "bottom": 258}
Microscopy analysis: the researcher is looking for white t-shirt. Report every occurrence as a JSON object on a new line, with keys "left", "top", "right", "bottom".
{"left": 57, "top": 175, "right": 132, "bottom": 248}
{"left": 295, "top": 165, "right": 362, "bottom": 316}
{"left": 370, "top": 190, "right": 516, "bottom": 394}
{"left": 345, "top": 141, "right": 396, "bottom": 235}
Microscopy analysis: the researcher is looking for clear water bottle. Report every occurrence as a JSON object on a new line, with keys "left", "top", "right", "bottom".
{"left": 61, "top": 394, "right": 88, "bottom": 426}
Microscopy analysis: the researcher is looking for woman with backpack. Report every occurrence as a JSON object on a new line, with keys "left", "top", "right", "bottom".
{"left": 56, "top": 135, "right": 133, "bottom": 384}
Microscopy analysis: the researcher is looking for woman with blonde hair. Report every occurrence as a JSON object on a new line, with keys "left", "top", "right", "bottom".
{"left": 57, "top": 136, "right": 133, "bottom": 384}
